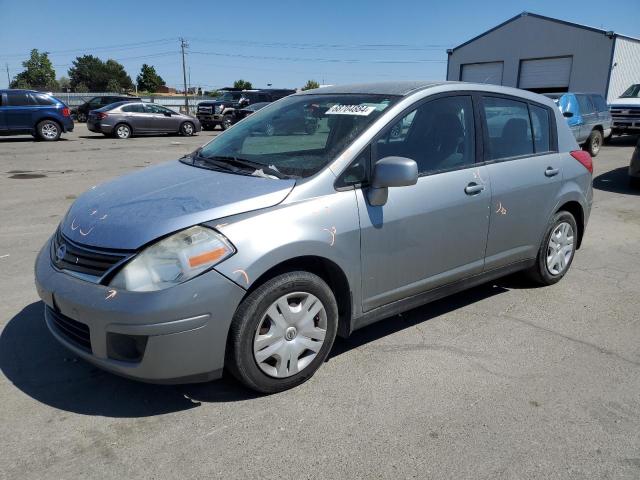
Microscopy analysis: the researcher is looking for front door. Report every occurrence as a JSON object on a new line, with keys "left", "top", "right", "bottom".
{"left": 479, "top": 95, "right": 564, "bottom": 269}
{"left": 358, "top": 94, "right": 491, "bottom": 311}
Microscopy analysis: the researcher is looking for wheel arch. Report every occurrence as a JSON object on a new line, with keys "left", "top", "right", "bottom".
{"left": 241, "top": 255, "right": 353, "bottom": 338}
{"left": 113, "top": 121, "right": 134, "bottom": 135}
{"left": 556, "top": 200, "right": 584, "bottom": 249}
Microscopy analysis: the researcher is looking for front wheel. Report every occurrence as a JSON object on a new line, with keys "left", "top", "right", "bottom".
{"left": 584, "top": 129, "right": 603, "bottom": 157}
{"left": 226, "top": 271, "right": 338, "bottom": 393}
{"left": 36, "top": 120, "right": 61, "bottom": 141}
{"left": 526, "top": 211, "right": 578, "bottom": 285}
{"left": 221, "top": 115, "right": 234, "bottom": 130}
{"left": 76, "top": 112, "right": 87, "bottom": 123}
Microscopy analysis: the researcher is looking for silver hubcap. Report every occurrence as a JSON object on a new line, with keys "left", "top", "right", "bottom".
{"left": 183, "top": 123, "right": 193, "bottom": 135}
{"left": 117, "top": 125, "right": 130, "bottom": 138}
{"left": 253, "top": 292, "right": 327, "bottom": 378}
{"left": 592, "top": 136, "right": 600, "bottom": 153}
{"left": 546, "top": 222, "right": 574, "bottom": 275}
{"left": 41, "top": 123, "right": 58, "bottom": 139}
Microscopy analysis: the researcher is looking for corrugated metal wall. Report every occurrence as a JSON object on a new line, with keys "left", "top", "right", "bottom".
{"left": 608, "top": 37, "right": 640, "bottom": 101}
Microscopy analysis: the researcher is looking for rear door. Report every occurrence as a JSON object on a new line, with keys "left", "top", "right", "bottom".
{"left": 5, "top": 92, "right": 36, "bottom": 131}
{"left": 480, "top": 95, "right": 563, "bottom": 269}
{"left": 576, "top": 94, "right": 596, "bottom": 141}
{"left": 120, "top": 103, "right": 148, "bottom": 132}
{"left": 590, "top": 94, "right": 612, "bottom": 130}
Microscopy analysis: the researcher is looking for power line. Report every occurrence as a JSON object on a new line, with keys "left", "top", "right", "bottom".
{"left": 190, "top": 50, "right": 446, "bottom": 64}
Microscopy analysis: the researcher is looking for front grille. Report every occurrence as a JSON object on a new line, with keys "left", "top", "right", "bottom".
{"left": 198, "top": 106, "right": 212, "bottom": 114}
{"left": 46, "top": 306, "right": 92, "bottom": 352}
{"left": 51, "top": 230, "right": 131, "bottom": 280}
{"left": 610, "top": 108, "right": 640, "bottom": 118}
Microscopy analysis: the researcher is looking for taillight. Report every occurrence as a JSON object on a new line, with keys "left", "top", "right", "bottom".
{"left": 97, "top": 112, "right": 109, "bottom": 120}
{"left": 570, "top": 150, "right": 593, "bottom": 174}
{"left": 62, "top": 107, "right": 70, "bottom": 117}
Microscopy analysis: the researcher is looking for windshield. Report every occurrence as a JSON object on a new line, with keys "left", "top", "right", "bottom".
{"left": 191, "top": 93, "right": 397, "bottom": 178}
{"left": 620, "top": 84, "right": 640, "bottom": 98}
{"left": 217, "top": 91, "right": 243, "bottom": 102}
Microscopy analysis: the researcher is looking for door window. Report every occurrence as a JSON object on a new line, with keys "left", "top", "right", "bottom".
{"left": 529, "top": 104, "right": 551, "bottom": 153}
{"left": 121, "top": 103, "right": 145, "bottom": 113}
{"left": 144, "top": 104, "right": 171, "bottom": 114}
{"left": 481, "top": 97, "right": 533, "bottom": 160}
{"left": 6, "top": 92, "right": 35, "bottom": 106}
{"left": 32, "top": 94, "right": 56, "bottom": 106}
{"left": 576, "top": 95, "right": 594, "bottom": 115}
{"left": 376, "top": 96, "right": 475, "bottom": 175}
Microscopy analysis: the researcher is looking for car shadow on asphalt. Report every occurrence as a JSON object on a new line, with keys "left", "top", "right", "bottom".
{"left": 0, "top": 137, "right": 68, "bottom": 143}
{"left": 1, "top": 279, "right": 520, "bottom": 417}
{"left": 593, "top": 167, "right": 639, "bottom": 195}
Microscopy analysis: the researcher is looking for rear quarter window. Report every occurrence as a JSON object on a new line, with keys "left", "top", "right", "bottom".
{"left": 589, "top": 95, "right": 607, "bottom": 112}
{"left": 32, "top": 94, "right": 56, "bottom": 106}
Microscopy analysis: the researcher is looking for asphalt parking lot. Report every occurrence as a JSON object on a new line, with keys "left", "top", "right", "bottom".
{"left": 1, "top": 125, "right": 639, "bottom": 479}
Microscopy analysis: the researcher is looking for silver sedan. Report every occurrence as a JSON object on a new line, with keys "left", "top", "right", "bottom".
{"left": 87, "top": 101, "right": 201, "bottom": 139}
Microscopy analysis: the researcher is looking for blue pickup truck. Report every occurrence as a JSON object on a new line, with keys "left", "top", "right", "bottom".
{"left": 0, "top": 89, "right": 74, "bottom": 141}
{"left": 545, "top": 92, "right": 611, "bottom": 157}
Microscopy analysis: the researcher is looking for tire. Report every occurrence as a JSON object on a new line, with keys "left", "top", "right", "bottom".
{"left": 226, "top": 271, "right": 338, "bottom": 393}
{"left": 180, "top": 121, "right": 195, "bottom": 136}
{"left": 526, "top": 211, "right": 578, "bottom": 286}
{"left": 36, "top": 120, "right": 61, "bottom": 141}
{"left": 584, "top": 129, "right": 603, "bottom": 157}
{"left": 113, "top": 123, "right": 132, "bottom": 139}
{"left": 221, "top": 115, "right": 234, "bottom": 130}
{"left": 629, "top": 176, "right": 640, "bottom": 189}
{"left": 76, "top": 112, "right": 87, "bottom": 123}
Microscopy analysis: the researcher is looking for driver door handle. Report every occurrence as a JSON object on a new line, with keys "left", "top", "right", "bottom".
{"left": 545, "top": 167, "right": 560, "bottom": 177}
{"left": 464, "top": 182, "right": 485, "bottom": 195}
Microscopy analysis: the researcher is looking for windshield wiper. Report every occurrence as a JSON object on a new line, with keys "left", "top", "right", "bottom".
{"left": 205, "top": 155, "right": 290, "bottom": 179}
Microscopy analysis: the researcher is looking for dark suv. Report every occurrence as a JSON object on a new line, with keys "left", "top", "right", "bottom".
{"left": 73, "top": 95, "right": 141, "bottom": 122}
{"left": 196, "top": 88, "right": 295, "bottom": 130}
{"left": 0, "top": 89, "right": 74, "bottom": 141}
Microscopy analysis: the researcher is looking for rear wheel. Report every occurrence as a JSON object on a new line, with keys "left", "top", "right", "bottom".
{"left": 584, "top": 129, "right": 602, "bottom": 157}
{"left": 113, "top": 123, "right": 132, "bottom": 139}
{"left": 526, "top": 211, "right": 578, "bottom": 285}
{"left": 180, "top": 121, "right": 195, "bottom": 136}
{"left": 36, "top": 120, "right": 61, "bottom": 141}
{"left": 76, "top": 112, "right": 87, "bottom": 123}
{"left": 226, "top": 271, "right": 338, "bottom": 393}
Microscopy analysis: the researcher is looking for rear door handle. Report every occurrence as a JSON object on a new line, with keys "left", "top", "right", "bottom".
{"left": 464, "top": 182, "right": 485, "bottom": 195}
{"left": 545, "top": 167, "right": 560, "bottom": 177}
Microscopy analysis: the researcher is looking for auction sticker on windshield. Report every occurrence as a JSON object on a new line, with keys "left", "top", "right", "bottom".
{"left": 326, "top": 104, "right": 376, "bottom": 116}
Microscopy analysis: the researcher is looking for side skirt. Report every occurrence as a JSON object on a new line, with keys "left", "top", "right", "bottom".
{"left": 349, "top": 259, "right": 535, "bottom": 334}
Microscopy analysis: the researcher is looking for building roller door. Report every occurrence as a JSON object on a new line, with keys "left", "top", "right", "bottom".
{"left": 518, "top": 57, "right": 572, "bottom": 93}
{"left": 460, "top": 62, "right": 503, "bottom": 85}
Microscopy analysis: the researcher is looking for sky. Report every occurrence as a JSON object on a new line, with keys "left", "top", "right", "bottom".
{"left": 1, "top": 0, "right": 639, "bottom": 91}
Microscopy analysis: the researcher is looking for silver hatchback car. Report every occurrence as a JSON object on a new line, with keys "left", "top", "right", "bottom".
{"left": 87, "top": 101, "right": 201, "bottom": 139}
{"left": 35, "top": 81, "right": 593, "bottom": 393}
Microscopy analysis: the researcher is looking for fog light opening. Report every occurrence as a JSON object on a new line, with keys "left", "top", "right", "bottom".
{"left": 107, "top": 332, "right": 148, "bottom": 363}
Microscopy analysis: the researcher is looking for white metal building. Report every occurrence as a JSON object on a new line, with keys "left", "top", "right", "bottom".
{"left": 446, "top": 12, "right": 640, "bottom": 101}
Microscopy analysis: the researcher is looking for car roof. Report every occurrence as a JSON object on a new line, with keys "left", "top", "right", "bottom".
{"left": 297, "top": 81, "right": 452, "bottom": 97}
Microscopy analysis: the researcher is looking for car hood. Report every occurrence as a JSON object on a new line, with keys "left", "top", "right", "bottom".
{"left": 610, "top": 98, "right": 640, "bottom": 107}
{"left": 61, "top": 160, "right": 295, "bottom": 250}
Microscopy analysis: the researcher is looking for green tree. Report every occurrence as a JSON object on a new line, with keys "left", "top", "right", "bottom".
{"left": 136, "top": 64, "right": 166, "bottom": 93}
{"left": 103, "top": 59, "right": 133, "bottom": 91}
{"left": 68, "top": 55, "right": 133, "bottom": 92}
{"left": 75, "top": 82, "right": 89, "bottom": 93}
{"left": 58, "top": 76, "right": 71, "bottom": 90}
{"left": 106, "top": 79, "right": 121, "bottom": 93}
{"left": 10, "top": 49, "right": 58, "bottom": 90}
{"left": 302, "top": 80, "right": 320, "bottom": 91}
{"left": 233, "top": 79, "right": 252, "bottom": 90}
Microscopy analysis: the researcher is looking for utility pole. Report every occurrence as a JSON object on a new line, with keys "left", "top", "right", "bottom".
{"left": 5, "top": 64, "right": 10, "bottom": 87}
{"left": 180, "top": 37, "right": 189, "bottom": 114}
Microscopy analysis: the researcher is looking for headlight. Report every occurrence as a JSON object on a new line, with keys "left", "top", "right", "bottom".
{"left": 110, "top": 226, "right": 234, "bottom": 292}
{"left": 216, "top": 105, "right": 224, "bottom": 113}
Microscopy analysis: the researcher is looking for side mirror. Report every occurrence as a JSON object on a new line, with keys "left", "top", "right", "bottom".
{"left": 367, "top": 156, "right": 418, "bottom": 206}
{"left": 563, "top": 111, "right": 574, "bottom": 118}
{"left": 164, "top": 112, "right": 172, "bottom": 117}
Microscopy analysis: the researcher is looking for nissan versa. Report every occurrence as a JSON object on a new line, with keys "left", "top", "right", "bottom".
{"left": 35, "top": 81, "right": 593, "bottom": 393}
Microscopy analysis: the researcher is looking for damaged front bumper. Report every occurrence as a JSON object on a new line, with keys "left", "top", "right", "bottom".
{"left": 34, "top": 237, "right": 246, "bottom": 384}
